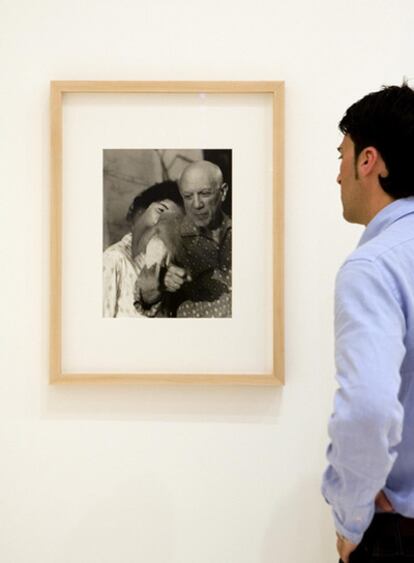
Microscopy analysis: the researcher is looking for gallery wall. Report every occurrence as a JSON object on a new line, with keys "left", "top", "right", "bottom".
{"left": 1, "top": 1, "right": 413, "bottom": 561}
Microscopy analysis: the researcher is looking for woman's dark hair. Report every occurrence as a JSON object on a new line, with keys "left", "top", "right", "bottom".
{"left": 339, "top": 84, "right": 414, "bottom": 199}
{"left": 126, "top": 180, "right": 183, "bottom": 222}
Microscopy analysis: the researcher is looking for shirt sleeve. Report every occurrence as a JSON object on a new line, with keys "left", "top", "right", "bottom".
{"left": 322, "top": 258, "right": 406, "bottom": 544}
{"left": 102, "top": 250, "right": 120, "bottom": 317}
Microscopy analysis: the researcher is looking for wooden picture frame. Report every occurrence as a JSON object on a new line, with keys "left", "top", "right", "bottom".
{"left": 50, "top": 81, "right": 284, "bottom": 385}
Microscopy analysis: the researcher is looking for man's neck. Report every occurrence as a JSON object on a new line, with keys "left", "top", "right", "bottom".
{"left": 362, "top": 194, "right": 395, "bottom": 226}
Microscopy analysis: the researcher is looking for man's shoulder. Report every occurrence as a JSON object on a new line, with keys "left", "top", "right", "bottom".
{"left": 345, "top": 214, "right": 414, "bottom": 268}
{"left": 338, "top": 217, "right": 414, "bottom": 300}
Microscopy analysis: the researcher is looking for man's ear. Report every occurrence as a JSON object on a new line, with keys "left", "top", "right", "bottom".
{"left": 357, "top": 146, "right": 381, "bottom": 178}
{"left": 220, "top": 182, "right": 229, "bottom": 201}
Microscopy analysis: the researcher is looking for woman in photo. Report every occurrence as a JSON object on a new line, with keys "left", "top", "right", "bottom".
{"left": 102, "top": 181, "right": 184, "bottom": 318}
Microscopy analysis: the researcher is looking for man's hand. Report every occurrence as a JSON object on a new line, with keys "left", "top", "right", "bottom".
{"left": 137, "top": 264, "right": 161, "bottom": 305}
{"left": 336, "top": 533, "right": 358, "bottom": 563}
{"left": 335, "top": 491, "right": 393, "bottom": 563}
{"left": 375, "top": 490, "right": 394, "bottom": 512}
{"left": 164, "top": 264, "right": 191, "bottom": 293}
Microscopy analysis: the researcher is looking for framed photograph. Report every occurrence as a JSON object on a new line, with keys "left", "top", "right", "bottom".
{"left": 50, "top": 81, "right": 284, "bottom": 385}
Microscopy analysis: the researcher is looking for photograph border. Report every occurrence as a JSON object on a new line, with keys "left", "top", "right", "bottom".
{"left": 50, "top": 81, "right": 284, "bottom": 385}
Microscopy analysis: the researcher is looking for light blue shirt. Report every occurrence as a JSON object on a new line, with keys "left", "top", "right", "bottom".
{"left": 322, "top": 197, "right": 414, "bottom": 544}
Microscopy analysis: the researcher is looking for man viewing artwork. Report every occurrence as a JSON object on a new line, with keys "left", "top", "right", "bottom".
{"left": 322, "top": 84, "right": 414, "bottom": 562}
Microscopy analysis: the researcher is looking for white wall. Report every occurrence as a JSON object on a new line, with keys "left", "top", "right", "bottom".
{"left": 1, "top": 1, "right": 413, "bottom": 561}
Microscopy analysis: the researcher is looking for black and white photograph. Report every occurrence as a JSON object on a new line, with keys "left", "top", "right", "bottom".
{"left": 103, "top": 149, "right": 232, "bottom": 319}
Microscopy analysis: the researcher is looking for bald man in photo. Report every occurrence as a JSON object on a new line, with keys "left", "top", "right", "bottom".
{"left": 164, "top": 160, "right": 232, "bottom": 318}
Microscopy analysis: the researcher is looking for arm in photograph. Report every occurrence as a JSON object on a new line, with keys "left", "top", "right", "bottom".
{"left": 134, "top": 265, "right": 164, "bottom": 318}
{"left": 136, "top": 263, "right": 162, "bottom": 305}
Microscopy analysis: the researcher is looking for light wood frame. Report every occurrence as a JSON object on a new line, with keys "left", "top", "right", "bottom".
{"left": 50, "top": 81, "right": 284, "bottom": 385}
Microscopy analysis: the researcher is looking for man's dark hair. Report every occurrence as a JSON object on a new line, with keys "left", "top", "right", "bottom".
{"left": 339, "top": 84, "right": 414, "bottom": 199}
{"left": 126, "top": 180, "right": 183, "bottom": 222}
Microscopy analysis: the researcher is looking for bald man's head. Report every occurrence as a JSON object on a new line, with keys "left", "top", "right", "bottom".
{"left": 179, "top": 160, "right": 228, "bottom": 229}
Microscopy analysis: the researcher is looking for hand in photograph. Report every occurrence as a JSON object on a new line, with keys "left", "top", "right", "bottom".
{"left": 164, "top": 264, "right": 190, "bottom": 292}
{"left": 142, "top": 200, "right": 171, "bottom": 228}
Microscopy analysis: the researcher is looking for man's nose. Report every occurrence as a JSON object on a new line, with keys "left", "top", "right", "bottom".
{"left": 336, "top": 173, "right": 341, "bottom": 185}
{"left": 193, "top": 194, "right": 203, "bottom": 209}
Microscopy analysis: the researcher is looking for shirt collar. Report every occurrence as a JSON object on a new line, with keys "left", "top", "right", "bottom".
{"left": 358, "top": 196, "right": 414, "bottom": 247}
